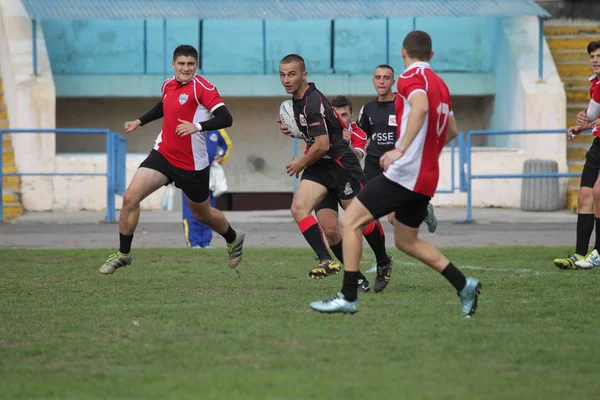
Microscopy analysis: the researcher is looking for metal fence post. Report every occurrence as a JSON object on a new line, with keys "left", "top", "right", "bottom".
{"left": 458, "top": 131, "right": 465, "bottom": 192}
{"left": 450, "top": 136, "right": 456, "bottom": 192}
{"left": 32, "top": 20, "right": 38, "bottom": 76}
{"left": 0, "top": 131, "right": 3, "bottom": 222}
{"left": 466, "top": 131, "right": 473, "bottom": 223}
{"left": 292, "top": 138, "right": 298, "bottom": 193}
{"left": 106, "top": 132, "right": 115, "bottom": 223}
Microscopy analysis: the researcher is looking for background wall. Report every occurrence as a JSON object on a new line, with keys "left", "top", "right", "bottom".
{"left": 42, "top": 17, "right": 498, "bottom": 75}
{"left": 56, "top": 96, "right": 494, "bottom": 193}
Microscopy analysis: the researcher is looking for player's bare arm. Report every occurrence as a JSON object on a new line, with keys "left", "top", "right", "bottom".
{"left": 277, "top": 119, "right": 293, "bottom": 137}
{"left": 124, "top": 120, "right": 142, "bottom": 133}
{"left": 285, "top": 135, "right": 329, "bottom": 176}
{"left": 380, "top": 91, "right": 429, "bottom": 171}
{"left": 176, "top": 105, "right": 233, "bottom": 137}
{"left": 444, "top": 115, "right": 458, "bottom": 145}
{"left": 569, "top": 119, "right": 600, "bottom": 139}
{"left": 341, "top": 128, "right": 364, "bottom": 160}
{"left": 352, "top": 148, "right": 364, "bottom": 160}
{"left": 576, "top": 110, "right": 588, "bottom": 126}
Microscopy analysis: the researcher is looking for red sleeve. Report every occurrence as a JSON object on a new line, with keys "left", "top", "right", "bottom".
{"left": 397, "top": 69, "right": 427, "bottom": 101}
{"left": 592, "top": 82, "right": 600, "bottom": 103}
{"left": 193, "top": 76, "right": 225, "bottom": 112}
{"left": 349, "top": 122, "right": 367, "bottom": 153}
{"left": 161, "top": 78, "right": 174, "bottom": 96}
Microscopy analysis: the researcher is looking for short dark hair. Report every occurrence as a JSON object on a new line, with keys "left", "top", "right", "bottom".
{"left": 374, "top": 64, "right": 395, "bottom": 76}
{"left": 330, "top": 95, "right": 353, "bottom": 114}
{"left": 403, "top": 30, "right": 432, "bottom": 61}
{"left": 280, "top": 54, "right": 306, "bottom": 72}
{"left": 588, "top": 41, "right": 600, "bottom": 54}
{"left": 173, "top": 45, "right": 198, "bottom": 61}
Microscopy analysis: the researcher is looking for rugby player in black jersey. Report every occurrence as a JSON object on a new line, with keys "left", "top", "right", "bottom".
{"left": 278, "top": 54, "right": 392, "bottom": 288}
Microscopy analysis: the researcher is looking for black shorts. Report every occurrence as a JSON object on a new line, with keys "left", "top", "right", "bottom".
{"left": 364, "top": 155, "right": 383, "bottom": 184}
{"left": 581, "top": 163, "right": 600, "bottom": 188}
{"left": 301, "top": 158, "right": 363, "bottom": 201}
{"left": 314, "top": 190, "right": 340, "bottom": 213}
{"left": 585, "top": 138, "right": 600, "bottom": 165}
{"left": 139, "top": 150, "right": 210, "bottom": 203}
{"left": 357, "top": 174, "right": 431, "bottom": 228}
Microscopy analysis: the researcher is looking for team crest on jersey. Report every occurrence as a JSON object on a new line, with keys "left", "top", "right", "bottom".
{"left": 343, "top": 182, "right": 353, "bottom": 196}
{"left": 209, "top": 133, "right": 218, "bottom": 142}
{"left": 299, "top": 114, "right": 307, "bottom": 127}
{"left": 179, "top": 93, "right": 189, "bottom": 105}
{"left": 388, "top": 115, "right": 397, "bottom": 126}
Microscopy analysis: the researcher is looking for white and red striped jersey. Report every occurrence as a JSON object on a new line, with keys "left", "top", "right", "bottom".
{"left": 587, "top": 75, "right": 600, "bottom": 137}
{"left": 348, "top": 121, "right": 367, "bottom": 157}
{"left": 153, "top": 75, "right": 225, "bottom": 170}
{"left": 384, "top": 61, "right": 452, "bottom": 197}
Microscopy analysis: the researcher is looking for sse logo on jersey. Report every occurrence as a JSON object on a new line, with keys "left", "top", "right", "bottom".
{"left": 372, "top": 132, "right": 395, "bottom": 144}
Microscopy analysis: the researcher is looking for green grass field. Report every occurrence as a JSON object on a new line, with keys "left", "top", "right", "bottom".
{"left": 1, "top": 247, "right": 599, "bottom": 400}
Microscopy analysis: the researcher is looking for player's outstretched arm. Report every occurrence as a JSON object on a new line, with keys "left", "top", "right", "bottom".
{"left": 124, "top": 100, "right": 163, "bottom": 133}
{"left": 126, "top": 100, "right": 164, "bottom": 133}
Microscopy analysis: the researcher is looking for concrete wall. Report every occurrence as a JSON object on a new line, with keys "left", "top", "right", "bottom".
{"left": 490, "top": 16, "right": 567, "bottom": 202}
{"left": 0, "top": 0, "right": 56, "bottom": 211}
{"left": 51, "top": 143, "right": 524, "bottom": 212}
{"left": 55, "top": 96, "right": 493, "bottom": 194}
{"left": 43, "top": 17, "right": 498, "bottom": 97}
{"left": 0, "top": 8, "right": 568, "bottom": 212}
{"left": 42, "top": 17, "right": 497, "bottom": 75}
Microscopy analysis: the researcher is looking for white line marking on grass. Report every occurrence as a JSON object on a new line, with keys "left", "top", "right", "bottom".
{"left": 394, "top": 261, "right": 565, "bottom": 276}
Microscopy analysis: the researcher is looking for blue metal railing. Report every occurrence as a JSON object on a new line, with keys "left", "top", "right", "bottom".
{"left": 289, "top": 132, "right": 462, "bottom": 194}
{"left": 436, "top": 133, "right": 462, "bottom": 194}
{"left": 460, "top": 129, "right": 579, "bottom": 223}
{"left": 292, "top": 138, "right": 299, "bottom": 193}
{"left": 0, "top": 129, "right": 127, "bottom": 222}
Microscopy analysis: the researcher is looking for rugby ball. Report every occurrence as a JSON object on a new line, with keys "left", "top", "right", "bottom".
{"left": 279, "top": 100, "right": 303, "bottom": 139}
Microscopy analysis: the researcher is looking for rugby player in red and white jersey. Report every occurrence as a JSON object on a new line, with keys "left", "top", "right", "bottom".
{"left": 99, "top": 45, "right": 245, "bottom": 275}
{"left": 359, "top": 64, "right": 439, "bottom": 234}
{"left": 310, "top": 31, "right": 482, "bottom": 317}
{"left": 555, "top": 40, "right": 600, "bottom": 269}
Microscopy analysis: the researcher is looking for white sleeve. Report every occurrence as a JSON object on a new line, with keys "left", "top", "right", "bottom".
{"left": 587, "top": 99, "right": 600, "bottom": 122}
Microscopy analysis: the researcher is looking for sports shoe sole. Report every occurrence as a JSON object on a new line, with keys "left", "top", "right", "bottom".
{"left": 99, "top": 258, "right": 131, "bottom": 275}
{"left": 308, "top": 268, "right": 340, "bottom": 279}
{"left": 464, "top": 282, "right": 482, "bottom": 318}
{"left": 311, "top": 308, "right": 357, "bottom": 315}
{"left": 425, "top": 204, "right": 438, "bottom": 233}
{"left": 228, "top": 232, "right": 246, "bottom": 269}
{"left": 553, "top": 260, "right": 577, "bottom": 270}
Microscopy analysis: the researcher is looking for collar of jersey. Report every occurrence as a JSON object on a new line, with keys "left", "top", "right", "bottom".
{"left": 176, "top": 77, "right": 195, "bottom": 86}
{"left": 404, "top": 61, "right": 431, "bottom": 71}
